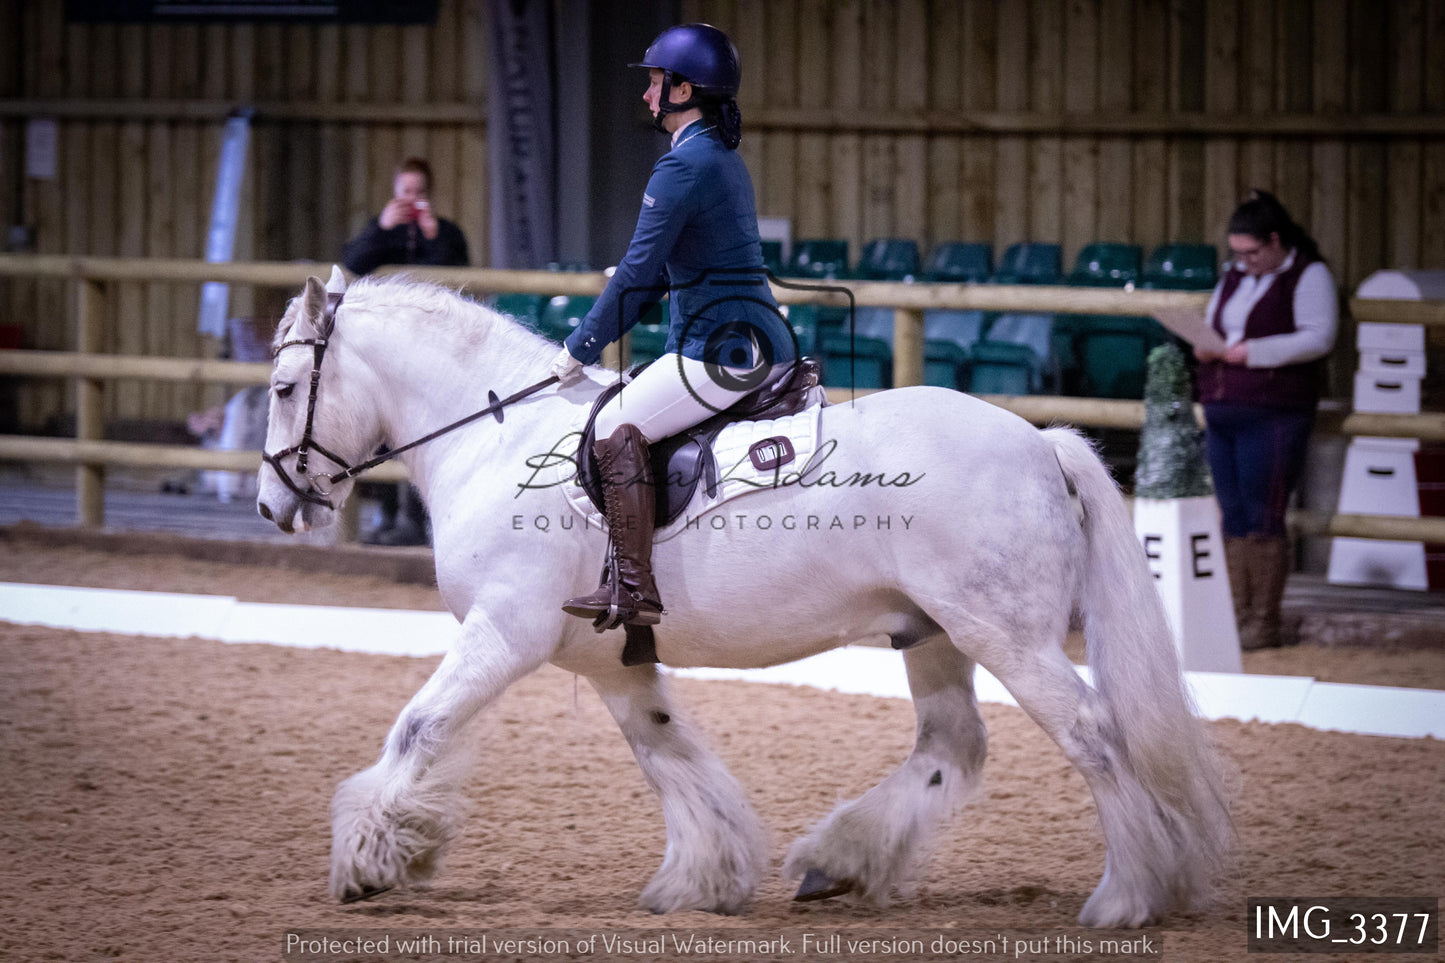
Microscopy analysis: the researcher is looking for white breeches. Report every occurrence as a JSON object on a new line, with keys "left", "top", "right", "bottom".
{"left": 595, "top": 353, "right": 756, "bottom": 443}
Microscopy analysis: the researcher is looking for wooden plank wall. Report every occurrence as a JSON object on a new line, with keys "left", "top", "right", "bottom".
{"left": 688, "top": 0, "right": 1445, "bottom": 285}
{"left": 3, "top": 0, "right": 1444, "bottom": 428}
{"left": 0, "top": 0, "right": 487, "bottom": 428}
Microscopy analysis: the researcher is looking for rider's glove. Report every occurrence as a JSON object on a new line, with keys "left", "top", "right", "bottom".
{"left": 550, "top": 347, "right": 585, "bottom": 386}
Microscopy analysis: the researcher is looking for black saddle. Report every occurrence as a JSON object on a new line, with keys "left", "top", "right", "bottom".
{"left": 576, "top": 358, "right": 823, "bottom": 527}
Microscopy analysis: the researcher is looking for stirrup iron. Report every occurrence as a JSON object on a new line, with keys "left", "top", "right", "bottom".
{"left": 590, "top": 546, "right": 624, "bottom": 633}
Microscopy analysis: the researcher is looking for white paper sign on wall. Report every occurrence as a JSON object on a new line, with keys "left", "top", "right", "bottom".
{"left": 25, "top": 118, "right": 58, "bottom": 180}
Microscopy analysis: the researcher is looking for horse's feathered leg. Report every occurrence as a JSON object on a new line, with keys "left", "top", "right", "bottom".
{"left": 909, "top": 551, "right": 1225, "bottom": 928}
{"left": 587, "top": 664, "right": 767, "bottom": 914}
{"left": 328, "top": 615, "right": 549, "bottom": 903}
{"left": 784, "top": 637, "right": 988, "bottom": 905}
{"left": 977, "top": 638, "right": 1185, "bottom": 927}
{"left": 910, "top": 575, "right": 1196, "bottom": 929}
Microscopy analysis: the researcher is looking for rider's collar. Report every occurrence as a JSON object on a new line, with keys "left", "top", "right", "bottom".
{"left": 671, "top": 118, "right": 708, "bottom": 148}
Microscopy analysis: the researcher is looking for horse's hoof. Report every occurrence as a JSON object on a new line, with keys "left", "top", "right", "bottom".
{"left": 339, "top": 883, "right": 394, "bottom": 904}
{"left": 793, "top": 868, "right": 854, "bottom": 902}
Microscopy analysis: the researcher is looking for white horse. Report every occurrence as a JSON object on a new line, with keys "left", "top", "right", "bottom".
{"left": 257, "top": 269, "right": 1230, "bottom": 927}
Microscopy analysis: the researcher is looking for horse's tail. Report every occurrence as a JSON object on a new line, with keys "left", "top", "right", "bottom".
{"left": 1044, "top": 426, "right": 1232, "bottom": 908}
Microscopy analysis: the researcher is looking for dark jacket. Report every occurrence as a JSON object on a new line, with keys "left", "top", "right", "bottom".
{"left": 1197, "top": 253, "right": 1323, "bottom": 410}
{"left": 565, "top": 121, "right": 794, "bottom": 369}
{"left": 342, "top": 217, "right": 469, "bottom": 276}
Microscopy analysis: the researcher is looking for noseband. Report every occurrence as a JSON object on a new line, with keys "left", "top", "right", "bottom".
{"left": 261, "top": 290, "right": 558, "bottom": 510}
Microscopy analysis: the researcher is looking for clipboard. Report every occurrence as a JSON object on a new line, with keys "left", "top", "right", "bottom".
{"left": 1151, "top": 307, "right": 1227, "bottom": 355}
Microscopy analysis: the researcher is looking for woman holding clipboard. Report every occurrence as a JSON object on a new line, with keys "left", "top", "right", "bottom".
{"left": 1193, "top": 190, "right": 1339, "bottom": 651}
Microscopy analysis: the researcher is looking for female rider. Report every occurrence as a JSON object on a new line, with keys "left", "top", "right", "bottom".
{"left": 551, "top": 24, "right": 795, "bottom": 628}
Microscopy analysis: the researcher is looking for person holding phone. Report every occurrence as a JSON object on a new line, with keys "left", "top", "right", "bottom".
{"left": 342, "top": 157, "right": 469, "bottom": 276}
{"left": 342, "top": 157, "right": 470, "bottom": 544}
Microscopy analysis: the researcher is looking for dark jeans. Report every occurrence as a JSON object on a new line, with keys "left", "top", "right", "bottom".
{"left": 1204, "top": 403, "right": 1315, "bottom": 538}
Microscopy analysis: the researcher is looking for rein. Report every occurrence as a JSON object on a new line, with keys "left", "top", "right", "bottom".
{"left": 261, "top": 289, "right": 559, "bottom": 509}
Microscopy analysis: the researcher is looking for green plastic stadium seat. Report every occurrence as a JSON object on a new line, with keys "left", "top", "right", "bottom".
{"left": 993, "top": 242, "right": 1062, "bottom": 285}
{"left": 490, "top": 293, "right": 548, "bottom": 330}
{"left": 920, "top": 309, "right": 988, "bottom": 389}
{"left": 788, "top": 299, "right": 850, "bottom": 343}
{"left": 856, "top": 238, "right": 921, "bottom": 280}
{"left": 1067, "top": 243, "right": 1143, "bottom": 287}
{"left": 820, "top": 298, "right": 894, "bottom": 388}
{"left": 923, "top": 242, "right": 993, "bottom": 283}
{"left": 924, "top": 340, "right": 970, "bottom": 389}
{"left": 984, "top": 312, "right": 1054, "bottom": 391}
{"left": 536, "top": 295, "right": 594, "bottom": 343}
{"left": 787, "top": 240, "right": 853, "bottom": 343}
{"left": 851, "top": 305, "right": 899, "bottom": 342}
{"left": 1073, "top": 315, "right": 1171, "bottom": 399}
{"left": 784, "top": 304, "right": 820, "bottom": 358}
{"left": 626, "top": 301, "right": 670, "bottom": 366}
{"left": 1142, "top": 244, "right": 1219, "bottom": 290}
{"left": 760, "top": 240, "right": 784, "bottom": 276}
{"left": 966, "top": 340, "right": 1040, "bottom": 395}
{"left": 789, "top": 238, "right": 850, "bottom": 279}
{"left": 924, "top": 309, "right": 988, "bottom": 347}
{"left": 627, "top": 325, "right": 669, "bottom": 366}
{"left": 821, "top": 331, "right": 892, "bottom": 390}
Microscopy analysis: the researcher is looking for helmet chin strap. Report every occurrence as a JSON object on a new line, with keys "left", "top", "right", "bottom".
{"left": 652, "top": 70, "right": 702, "bottom": 133}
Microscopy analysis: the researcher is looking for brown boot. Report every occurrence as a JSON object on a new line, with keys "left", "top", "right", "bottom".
{"left": 562, "top": 424, "right": 664, "bottom": 626}
{"left": 1223, "top": 536, "right": 1260, "bottom": 651}
{"left": 1248, "top": 534, "right": 1291, "bottom": 649}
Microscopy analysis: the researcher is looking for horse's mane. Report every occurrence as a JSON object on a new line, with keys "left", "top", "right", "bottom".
{"left": 274, "top": 274, "right": 559, "bottom": 375}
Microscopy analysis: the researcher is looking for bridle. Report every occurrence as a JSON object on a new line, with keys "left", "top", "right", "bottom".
{"left": 261, "top": 290, "right": 558, "bottom": 509}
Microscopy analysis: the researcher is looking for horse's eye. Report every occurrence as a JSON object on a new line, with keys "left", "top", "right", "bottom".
{"left": 274, "top": 383, "right": 295, "bottom": 399}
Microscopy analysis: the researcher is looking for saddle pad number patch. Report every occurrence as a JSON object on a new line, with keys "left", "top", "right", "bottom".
{"left": 748, "top": 436, "right": 795, "bottom": 472}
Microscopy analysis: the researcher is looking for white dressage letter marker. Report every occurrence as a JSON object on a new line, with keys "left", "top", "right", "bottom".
{"left": 1134, "top": 496, "right": 1242, "bottom": 674}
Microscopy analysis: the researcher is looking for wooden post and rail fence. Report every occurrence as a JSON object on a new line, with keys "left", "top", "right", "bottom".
{"left": 2, "top": 255, "right": 1444, "bottom": 545}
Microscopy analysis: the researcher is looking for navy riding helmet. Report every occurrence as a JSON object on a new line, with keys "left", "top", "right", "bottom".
{"left": 631, "top": 23, "right": 742, "bottom": 145}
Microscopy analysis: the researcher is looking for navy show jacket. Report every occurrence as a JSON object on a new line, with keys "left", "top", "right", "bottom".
{"left": 565, "top": 121, "right": 794, "bottom": 370}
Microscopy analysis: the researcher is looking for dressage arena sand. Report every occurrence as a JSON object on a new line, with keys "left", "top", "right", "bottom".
{"left": 1, "top": 539, "right": 1442, "bottom": 962}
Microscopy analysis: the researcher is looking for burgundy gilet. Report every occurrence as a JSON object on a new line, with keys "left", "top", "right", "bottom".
{"left": 1196, "top": 252, "right": 1323, "bottom": 410}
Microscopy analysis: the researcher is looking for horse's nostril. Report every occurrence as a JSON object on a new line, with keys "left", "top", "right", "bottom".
{"left": 258, "top": 502, "right": 273, "bottom": 521}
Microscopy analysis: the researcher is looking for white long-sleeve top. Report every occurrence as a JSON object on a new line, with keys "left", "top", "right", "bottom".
{"left": 1205, "top": 248, "right": 1339, "bottom": 368}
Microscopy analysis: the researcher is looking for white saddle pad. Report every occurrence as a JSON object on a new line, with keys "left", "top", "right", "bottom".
{"left": 559, "top": 402, "right": 826, "bottom": 544}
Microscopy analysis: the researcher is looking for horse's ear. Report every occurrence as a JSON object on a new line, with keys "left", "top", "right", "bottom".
{"left": 327, "top": 264, "right": 348, "bottom": 294}
{"left": 300, "top": 276, "right": 329, "bottom": 335}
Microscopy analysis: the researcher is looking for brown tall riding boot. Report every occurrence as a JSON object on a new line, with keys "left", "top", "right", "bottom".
{"left": 1249, "top": 534, "right": 1291, "bottom": 649}
{"left": 562, "top": 424, "right": 664, "bottom": 626}
{"left": 1223, "top": 536, "right": 1260, "bottom": 651}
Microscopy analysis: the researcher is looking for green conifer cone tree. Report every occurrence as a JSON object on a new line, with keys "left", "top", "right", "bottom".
{"left": 1134, "top": 342, "right": 1213, "bottom": 498}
